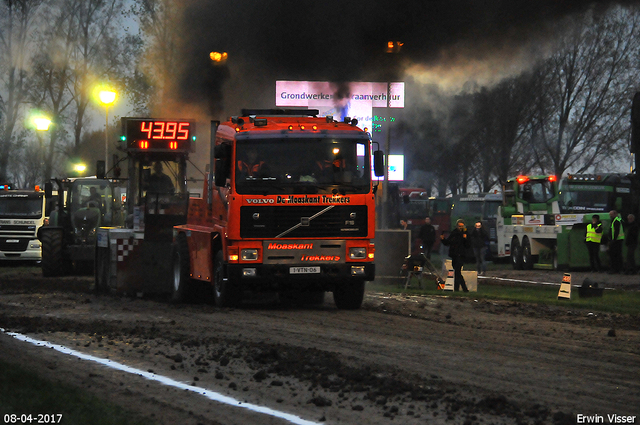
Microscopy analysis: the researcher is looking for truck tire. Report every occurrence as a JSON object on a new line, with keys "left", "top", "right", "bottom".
{"left": 522, "top": 237, "right": 534, "bottom": 270}
{"left": 171, "top": 234, "right": 192, "bottom": 303}
{"left": 213, "top": 250, "right": 241, "bottom": 307}
{"left": 41, "top": 230, "right": 64, "bottom": 277}
{"left": 510, "top": 237, "right": 523, "bottom": 270}
{"left": 333, "top": 279, "right": 365, "bottom": 310}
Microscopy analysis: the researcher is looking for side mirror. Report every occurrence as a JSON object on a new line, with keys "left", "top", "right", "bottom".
{"left": 373, "top": 150, "right": 384, "bottom": 177}
{"left": 214, "top": 144, "right": 231, "bottom": 187}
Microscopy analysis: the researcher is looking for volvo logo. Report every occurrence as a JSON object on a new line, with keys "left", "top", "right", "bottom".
{"left": 246, "top": 198, "right": 274, "bottom": 204}
{"left": 253, "top": 212, "right": 260, "bottom": 220}
{"left": 350, "top": 212, "right": 357, "bottom": 219}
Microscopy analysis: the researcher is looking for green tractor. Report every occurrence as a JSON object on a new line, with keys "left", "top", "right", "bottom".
{"left": 38, "top": 177, "right": 125, "bottom": 276}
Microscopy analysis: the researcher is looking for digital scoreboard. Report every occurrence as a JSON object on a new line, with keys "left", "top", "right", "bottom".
{"left": 121, "top": 118, "right": 195, "bottom": 152}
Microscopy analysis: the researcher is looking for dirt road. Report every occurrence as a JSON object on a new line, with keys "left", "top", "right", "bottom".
{"left": 1, "top": 268, "right": 639, "bottom": 425}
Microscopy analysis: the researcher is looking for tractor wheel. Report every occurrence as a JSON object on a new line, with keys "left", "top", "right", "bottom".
{"left": 171, "top": 234, "right": 192, "bottom": 303}
{"left": 333, "top": 279, "right": 365, "bottom": 310}
{"left": 213, "top": 250, "right": 242, "bottom": 308}
{"left": 510, "top": 237, "right": 523, "bottom": 270}
{"left": 522, "top": 237, "right": 534, "bottom": 270}
{"left": 41, "top": 230, "right": 64, "bottom": 277}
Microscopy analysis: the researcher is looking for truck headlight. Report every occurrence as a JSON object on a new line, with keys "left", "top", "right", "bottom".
{"left": 241, "top": 249, "right": 259, "bottom": 261}
{"left": 349, "top": 247, "right": 367, "bottom": 259}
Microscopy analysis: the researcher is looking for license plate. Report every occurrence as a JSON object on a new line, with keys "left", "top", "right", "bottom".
{"left": 290, "top": 266, "right": 320, "bottom": 274}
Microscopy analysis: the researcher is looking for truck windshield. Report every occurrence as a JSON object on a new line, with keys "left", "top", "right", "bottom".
{"left": 520, "top": 181, "right": 554, "bottom": 203}
{"left": 453, "top": 200, "right": 483, "bottom": 215}
{"left": 559, "top": 186, "right": 611, "bottom": 213}
{"left": 0, "top": 194, "right": 43, "bottom": 218}
{"left": 235, "top": 138, "right": 371, "bottom": 194}
{"left": 483, "top": 201, "right": 502, "bottom": 218}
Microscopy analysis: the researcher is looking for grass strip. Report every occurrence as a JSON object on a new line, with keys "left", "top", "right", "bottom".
{"left": 0, "top": 359, "right": 155, "bottom": 425}
{"left": 368, "top": 279, "right": 640, "bottom": 315}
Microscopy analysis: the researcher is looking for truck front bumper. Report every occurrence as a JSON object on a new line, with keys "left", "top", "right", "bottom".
{"left": 0, "top": 239, "right": 42, "bottom": 261}
{"left": 227, "top": 262, "right": 375, "bottom": 291}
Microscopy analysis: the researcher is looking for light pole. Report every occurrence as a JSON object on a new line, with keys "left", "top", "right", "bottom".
{"left": 381, "top": 41, "right": 403, "bottom": 229}
{"left": 99, "top": 89, "right": 116, "bottom": 174}
{"left": 33, "top": 117, "right": 51, "bottom": 183}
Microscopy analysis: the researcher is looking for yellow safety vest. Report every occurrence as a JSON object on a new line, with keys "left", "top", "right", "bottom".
{"left": 611, "top": 216, "right": 625, "bottom": 241}
{"left": 586, "top": 223, "right": 602, "bottom": 243}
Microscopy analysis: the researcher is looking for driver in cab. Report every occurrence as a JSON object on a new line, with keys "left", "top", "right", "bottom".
{"left": 237, "top": 148, "right": 268, "bottom": 178}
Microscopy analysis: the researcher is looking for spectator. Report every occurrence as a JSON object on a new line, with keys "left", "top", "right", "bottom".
{"left": 441, "top": 219, "right": 469, "bottom": 292}
{"left": 418, "top": 216, "right": 436, "bottom": 259}
{"left": 469, "top": 220, "right": 489, "bottom": 276}
{"left": 608, "top": 210, "right": 625, "bottom": 274}
{"left": 585, "top": 214, "right": 603, "bottom": 272}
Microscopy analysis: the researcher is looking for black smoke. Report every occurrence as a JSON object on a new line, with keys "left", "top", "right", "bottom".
{"left": 175, "top": 0, "right": 640, "bottom": 116}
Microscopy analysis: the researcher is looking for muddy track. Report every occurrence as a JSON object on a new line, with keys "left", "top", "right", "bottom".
{"left": 0, "top": 269, "right": 639, "bottom": 425}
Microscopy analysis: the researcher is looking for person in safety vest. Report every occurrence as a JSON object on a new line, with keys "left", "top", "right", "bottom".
{"left": 585, "top": 214, "right": 603, "bottom": 272}
{"left": 608, "top": 210, "right": 625, "bottom": 274}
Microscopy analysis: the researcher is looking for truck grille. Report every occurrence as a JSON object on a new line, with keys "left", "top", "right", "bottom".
{"left": 0, "top": 224, "right": 37, "bottom": 236}
{"left": 0, "top": 238, "right": 30, "bottom": 252}
{"left": 240, "top": 205, "right": 368, "bottom": 239}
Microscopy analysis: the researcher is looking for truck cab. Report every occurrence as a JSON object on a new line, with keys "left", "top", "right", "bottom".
{"left": 174, "top": 109, "right": 383, "bottom": 309}
{"left": 0, "top": 186, "right": 53, "bottom": 262}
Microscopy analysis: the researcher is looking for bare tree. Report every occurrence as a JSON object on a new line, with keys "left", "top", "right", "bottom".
{"left": 68, "top": 0, "right": 132, "bottom": 152}
{"left": 26, "top": 0, "right": 133, "bottom": 182}
{"left": 0, "top": 0, "right": 44, "bottom": 182}
{"left": 29, "top": 0, "right": 81, "bottom": 181}
{"left": 530, "top": 6, "right": 640, "bottom": 177}
{"left": 131, "top": 0, "right": 183, "bottom": 114}
{"left": 470, "top": 74, "right": 538, "bottom": 189}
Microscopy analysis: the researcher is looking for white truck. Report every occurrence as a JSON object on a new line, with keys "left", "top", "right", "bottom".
{"left": 495, "top": 175, "right": 563, "bottom": 269}
{"left": 0, "top": 186, "right": 52, "bottom": 261}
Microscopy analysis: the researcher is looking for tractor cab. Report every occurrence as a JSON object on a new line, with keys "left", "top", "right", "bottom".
{"left": 502, "top": 175, "right": 560, "bottom": 217}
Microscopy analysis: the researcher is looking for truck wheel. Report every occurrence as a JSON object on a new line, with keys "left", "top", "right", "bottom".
{"left": 171, "top": 234, "right": 192, "bottom": 303}
{"left": 213, "top": 251, "right": 241, "bottom": 308}
{"left": 41, "top": 230, "right": 63, "bottom": 277}
{"left": 522, "top": 237, "right": 534, "bottom": 270}
{"left": 510, "top": 237, "right": 523, "bottom": 270}
{"left": 333, "top": 280, "right": 365, "bottom": 310}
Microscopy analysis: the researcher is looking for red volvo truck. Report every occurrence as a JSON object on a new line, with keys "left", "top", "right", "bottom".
{"left": 173, "top": 109, "right": 383, "bottom": 309}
